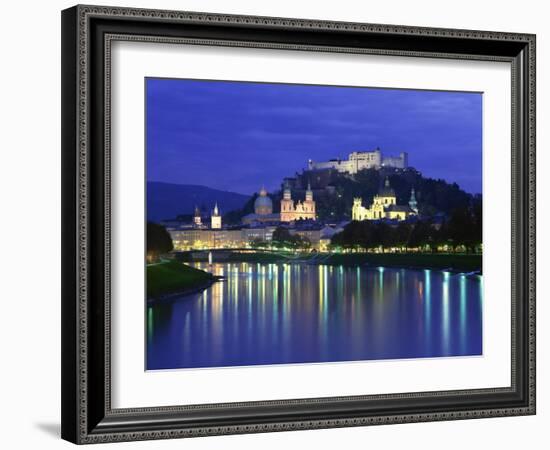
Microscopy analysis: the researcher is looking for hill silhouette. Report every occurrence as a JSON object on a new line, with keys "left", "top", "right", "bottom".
{"left": 147, "top": 182, "right": 249, "bottom": 222}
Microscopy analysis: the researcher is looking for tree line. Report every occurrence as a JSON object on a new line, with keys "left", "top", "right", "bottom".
{"left": 330, "top": 201, "right": 482, "bottom": 253}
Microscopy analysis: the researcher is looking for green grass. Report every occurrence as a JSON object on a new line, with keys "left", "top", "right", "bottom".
{"left": 147, "top": 260, "right": 214, "bottom": 299}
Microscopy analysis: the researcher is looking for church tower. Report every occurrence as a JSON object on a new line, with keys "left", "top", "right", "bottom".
{"left": 301, "top": 182, "right": 316, "bottom": 219}
{"left": 409, "top": 188, "right": 418, "bottom": 214}
{"left": 280, "top": 182, "right": 294, "bottom": 222}
{"left": 211, "top": 203, "right": 222, "bottom": 229}
{"left": 193, "top": 206, "right": 202, "bottom": 228}
{"left": 352, "top": 198, "right": 363, "bottom": 221}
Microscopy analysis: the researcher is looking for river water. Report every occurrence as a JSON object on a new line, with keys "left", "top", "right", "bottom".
{"left": 147, "top": 262, "right": 482, "bottom": 370}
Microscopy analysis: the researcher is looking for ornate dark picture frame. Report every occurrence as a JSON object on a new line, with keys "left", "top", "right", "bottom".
{"left": 61, "top": 4, "right": 536, "bottom": 444}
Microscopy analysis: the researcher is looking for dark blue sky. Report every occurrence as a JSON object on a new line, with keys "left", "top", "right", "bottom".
{"left": 146, "top": 78, "right": 482, "bottom": 195}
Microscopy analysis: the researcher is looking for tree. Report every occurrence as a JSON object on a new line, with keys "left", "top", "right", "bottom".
{"left": 393, "top": 223, "right": 411, "bottom": 249}
{"left": 271, "top": 226, "right": 311, "bottom": 250}
{"left": 147, "top": 222, "right": 173, "bottom": 262}
{"left": 407, "top": 221, "right": 433, "bottom": 250}
{"left": 250, "top": 238, "right": 268, "bottom": 249}
{"left": 445, "top": 203, "right": 482, "bottom": 253}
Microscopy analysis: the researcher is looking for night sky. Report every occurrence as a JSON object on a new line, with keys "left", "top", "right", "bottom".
{"left": 146, "top": 78, "right": 482, "bottom": 195}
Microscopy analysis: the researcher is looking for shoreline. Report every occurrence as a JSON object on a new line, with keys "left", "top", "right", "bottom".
{"left": 148, "top": 257, "right": 481, "bottom": 303}
{"left": 177, "top": 251, "right": 482, "bottom": 273}
{"left": 147, "top": 260, "right": 223, "bottom": 302}
{"left": 147, "top": 276, "right": 224, "bottom": 304}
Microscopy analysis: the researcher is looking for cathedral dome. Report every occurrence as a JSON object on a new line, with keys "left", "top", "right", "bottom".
{"left": 254, "top": 187, "right": 273, "bottom": 215}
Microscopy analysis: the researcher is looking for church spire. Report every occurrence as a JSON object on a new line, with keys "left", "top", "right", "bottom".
{"left": 211, "top": 202, "right": 221, "bottom": 229}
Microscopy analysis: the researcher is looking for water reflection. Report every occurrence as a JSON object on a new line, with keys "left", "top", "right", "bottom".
{"left": 147, "top": 263, "right": 483, "bottom": 370}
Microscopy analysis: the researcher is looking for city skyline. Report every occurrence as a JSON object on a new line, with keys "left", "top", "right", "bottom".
{"left": 146, "top": 78, "right": 482, "bottom": 195}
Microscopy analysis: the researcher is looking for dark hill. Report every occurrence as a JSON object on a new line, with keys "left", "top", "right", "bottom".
{"left": 308, "top": 167, "right": 476, "bottom": 220}
{"left": 147, "top": 182, "right": 249, "bottom": 222}
{"left": 225, "top": 168, "right": 478, "bottom": 223}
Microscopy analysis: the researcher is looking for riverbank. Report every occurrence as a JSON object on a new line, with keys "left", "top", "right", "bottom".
{"left": 323, "top": 253, "right": 482, "bottom": 272}
{"left": 147, "top": 260, "right": 216, "bottom": 300}
{"left": 176, "top": 251, "right": 481, "bottom": 272}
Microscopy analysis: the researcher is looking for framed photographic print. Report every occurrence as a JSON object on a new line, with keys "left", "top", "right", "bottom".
{"left": 61, "top": 5, "right": 536, "bottom": 444}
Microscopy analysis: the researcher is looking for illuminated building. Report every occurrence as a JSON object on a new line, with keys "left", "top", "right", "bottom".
{"left": 254, "top": 187, "right": 273, "bottom": 214}
{"left": 169, "top": 226, "right": 277, "bottom": 251}
{"left": 352, "top": 178, "right": 417, "bottom": 221}
{"left": 280, "top": 182, "right": 316, "bottom": 222}
{"left": 211, "top": 203, "right": 222, "bottom": 229}
{"left": 308, "top": 148, "right": 408, "bottom": 174}
{"left": 242, "top": 187, "right": 280, "bottom": 224}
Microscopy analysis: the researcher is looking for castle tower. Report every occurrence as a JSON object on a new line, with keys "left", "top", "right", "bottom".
{"left": 193, "top": 205, "right": 202, "bottom": 227}
{"left": 211, "top": 203, "right": 222, "bottom": 229}
{"left": 409, "top": 188, "right": 418, "bottom": 214}
{"left": 400, "top": 152, "right": 409, "bottom": 168}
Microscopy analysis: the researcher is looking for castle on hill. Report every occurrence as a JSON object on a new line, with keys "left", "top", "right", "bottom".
{"left": 308, "top": 148, "right": 408, "bottom": 174}
{"left": 352, "top": 178, "right": 418, "bottom": 222}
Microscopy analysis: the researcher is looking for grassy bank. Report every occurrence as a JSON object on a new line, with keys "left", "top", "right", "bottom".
{"left": 147, "top": 261, "right": 214, "bottom": 299}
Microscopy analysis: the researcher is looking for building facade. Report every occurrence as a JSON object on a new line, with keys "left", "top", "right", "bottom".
{"left": 308, "top": 149, "right": 408, "bottom": 174}
{"left": 210, "top": 203, "right": 222, "bottom": 229}
{"left": 169, "top": 226, "right": 277, "bottom": 251}
{"left": 280, "top": 183, "right": 316, "bottom": 222}
{"left": 352, "top": 178, "right": 417, "bottom": 221}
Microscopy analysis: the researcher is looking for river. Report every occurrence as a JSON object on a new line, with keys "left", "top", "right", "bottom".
{"left": 147, "top": 262, "right": 482, "bottom": 370}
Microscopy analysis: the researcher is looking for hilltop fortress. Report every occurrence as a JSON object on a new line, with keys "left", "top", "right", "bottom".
{"left": 166, "top": 148, "right": 423, "bottom": 251}
{"left": 308, "top": 148, "right": 408, "bottom": 174}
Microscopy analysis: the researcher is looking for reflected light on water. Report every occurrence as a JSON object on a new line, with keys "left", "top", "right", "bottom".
{"left": 460, "top": 275, "right": 467, "bottom": 353}
{"left": 147, "top": 263, "right": 483, "bottom": 370}
{"left": 442, "top": 271, "right": 451, "bottom": 355}
{"left": 424, "top": 270, "right": 432, "bottom": 353}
